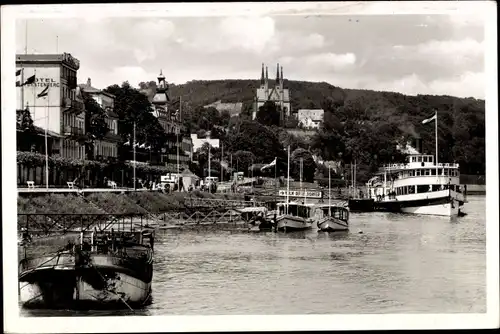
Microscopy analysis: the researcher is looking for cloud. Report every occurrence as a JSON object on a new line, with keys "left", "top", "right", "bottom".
{"left": 367, "top": 71, "right": 484, "bottom": 99}
{"left": 304, "top": 52, "right": 356, "bottom": 71}
{"left": 218, "top": 16, "right": 276, "bottom": 53}
{"left": 417, "top": 38, "right": 484, "bottom": 58}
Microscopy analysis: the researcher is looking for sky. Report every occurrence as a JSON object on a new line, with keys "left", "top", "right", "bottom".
{"left": 15, "top": 8, "right": 487, "bottom": 99}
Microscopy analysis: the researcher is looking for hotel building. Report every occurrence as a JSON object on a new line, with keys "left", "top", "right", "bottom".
{"left": 16, "top": 53, "right": 86, "bottom": 159}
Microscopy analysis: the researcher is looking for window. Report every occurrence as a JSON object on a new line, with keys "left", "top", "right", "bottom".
{"left": 444, "top": 169, "right": 449, "bottom": 176}
{"left": 431, "top": 169, "right": 436, "bottom": 176}
{"left": 416, "top": 170, "right": 421, "bottom": 176}
{"left": 418, "top": 157, "right": 422, "bottom": 162}
{"left": 412, "top": 157, "right": 416, "bottom": 162}
{"left": 425, "top": 169, "right": 430, "bottom": 176}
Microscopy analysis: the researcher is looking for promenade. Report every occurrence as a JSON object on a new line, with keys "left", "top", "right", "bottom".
{"left": 17, "top": 187, "right": 149, "bottom": 194}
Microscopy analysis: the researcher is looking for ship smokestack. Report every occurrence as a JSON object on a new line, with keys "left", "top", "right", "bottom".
{"left": 415, "top": 138, "right": 423, "bottom": 154}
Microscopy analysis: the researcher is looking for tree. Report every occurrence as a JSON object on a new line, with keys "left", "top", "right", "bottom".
{"left": 256, "top": 101, "right": 281, "bottom": 127}
{"left": 225, "top": 120, "right": 285, "bottom": 165}
{"left": 233, "top": 150, "right": 255, "bottom": 176}
{"left": 104, "top": 82, "right": 167, "bottom": 157}
{"left": 16, "top": 108, "right": 37, "bottom": 152}
{"left": 290, "top": 148, "right": 316, "bottom": 182}
{"left": 82, "top": 94, "right": 109, "bottom": 160}
{"left": 16, "top": 108, "right": 35, "bottom": 132}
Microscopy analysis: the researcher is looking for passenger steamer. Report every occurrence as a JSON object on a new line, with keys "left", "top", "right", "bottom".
{"left": 366, "top": 151, "right": 466, "bottom": 216}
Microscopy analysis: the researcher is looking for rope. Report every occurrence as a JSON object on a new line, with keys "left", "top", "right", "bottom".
{"left": 90, "top": 263, "right": 135, "bottom": 313}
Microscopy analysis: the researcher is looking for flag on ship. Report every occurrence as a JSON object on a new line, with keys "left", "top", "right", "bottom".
{"left": 261, "top": 157, "right": 277, "bottom": 171}
{"left": 422, "top": 112, "right": 437, "bottom": 124}
{"left": 37, "top": 86, "right": 49, "bottom": 98}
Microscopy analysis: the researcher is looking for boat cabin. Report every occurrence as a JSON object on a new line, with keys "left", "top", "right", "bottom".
{"left": 314, "top": 205, "right": 349, "bottom": 222}
{"left": 277, "top": 202, "right": 311, "bottom": 218}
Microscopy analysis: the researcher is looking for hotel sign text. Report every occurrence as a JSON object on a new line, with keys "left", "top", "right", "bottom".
{"left": 26, "top": 78, "right": 60, "bottom": 88}
{"left": 278, "top": 189, "right": 322, "bottom": 198}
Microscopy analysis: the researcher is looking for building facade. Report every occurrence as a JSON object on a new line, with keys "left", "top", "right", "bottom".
{"left": 297, "top": 109, "right": 324, "bottom": 129}
{"left": 16, "top": 53, "right": 86, "bottom": 159}
{"left": 79, "top": 78, "right": 121, "bottom": 160}
{"left": 252, "top": 63, "right": 291, "bottom": 121}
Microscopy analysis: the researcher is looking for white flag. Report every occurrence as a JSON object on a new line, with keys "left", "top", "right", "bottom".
{"left": 261, "top": 157, "right": 277, "bottom": 171}
{"left": 422, "top": 113, "right": 437, "bottom": 124}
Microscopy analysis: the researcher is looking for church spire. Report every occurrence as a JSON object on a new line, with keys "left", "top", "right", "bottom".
{"left": 260, "top": 63, "right": 265, "bottom": 85}
{"left": 276, "top": 63, "right": 280, "bottom": 86}
{"left": 280, "top": 66, "right": 284, "bottom": 89}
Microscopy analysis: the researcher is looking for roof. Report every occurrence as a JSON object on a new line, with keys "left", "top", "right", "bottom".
{"left": 79, "top": 83, "right": 115, "bottom": 98}
{"left": 181, "top": 168, "right": 199, "bottom": 179}
{"left": 17, "top": 126, "right": 64, "bottom": 138}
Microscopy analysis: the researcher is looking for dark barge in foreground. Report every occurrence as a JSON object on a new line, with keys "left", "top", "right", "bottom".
{"left": 18, "top": 214, "right": 154, "bottom": 310}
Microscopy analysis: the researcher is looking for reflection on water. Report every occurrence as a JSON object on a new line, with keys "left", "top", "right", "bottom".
{"left": 21, "top": 196, "right": 486, "bottom": 316}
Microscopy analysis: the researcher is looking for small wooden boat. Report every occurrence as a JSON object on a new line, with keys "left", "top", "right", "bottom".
{"left": 315, "top": 204, "right": 349, "bottom": 232}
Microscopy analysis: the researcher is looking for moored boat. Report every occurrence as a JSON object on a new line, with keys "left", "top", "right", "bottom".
{"left": 367, "top": 145, "right": 466, "bottom": 217}
{"left": 276, "top": 201, "right": 314, "bottom": 232}
{"left": 19, "top": 225, "right": 155, "bottom": 310}
{"left": 314, "top": 204, "right": 349, "bottom": 232}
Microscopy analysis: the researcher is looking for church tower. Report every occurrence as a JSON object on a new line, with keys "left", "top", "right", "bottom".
{"left": 254, "top": 62, "right": 291, "bottom": 121}
{"left": 152, "top": 69, "right": 169, "bottom": 105}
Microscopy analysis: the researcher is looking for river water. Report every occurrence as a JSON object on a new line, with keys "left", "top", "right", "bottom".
{"left": 21, "top": 195, "right": 486, "bottom": 316}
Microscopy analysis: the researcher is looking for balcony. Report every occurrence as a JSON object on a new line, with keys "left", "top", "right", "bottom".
{"left": 62, "top": 98, "right": 85, "bottom": 114}
{"left": 64, "top": 126, "right": 86, "bottom": 141}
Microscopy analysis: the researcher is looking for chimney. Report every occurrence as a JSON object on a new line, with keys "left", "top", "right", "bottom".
{"left": 87, "top": 78, "right": 91, "bottom": 87}
{"left": 415, "top": 138, "right": 422, "bottom": 153}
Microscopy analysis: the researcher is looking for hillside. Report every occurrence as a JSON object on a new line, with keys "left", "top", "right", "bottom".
{"left": 166, "top": 79, "right": 484, "bottom": 115}
{"left": 142, "top": 79, "right": 485, "bottom": 175}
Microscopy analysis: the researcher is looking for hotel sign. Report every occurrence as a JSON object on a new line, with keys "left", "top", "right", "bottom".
{"left": 26, "top": 78, "right": 60, "bottom": 88}
{"left": 278, "top": 189, "right": 322, "bottom": 199}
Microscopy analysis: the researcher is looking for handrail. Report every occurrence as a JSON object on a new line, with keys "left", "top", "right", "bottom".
{"left": 380, "top": 162, "right": 460, "bottom": 169}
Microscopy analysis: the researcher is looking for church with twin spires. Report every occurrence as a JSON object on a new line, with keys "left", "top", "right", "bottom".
{"left": 252, "top": 63, "right": 291, "bottom": 121}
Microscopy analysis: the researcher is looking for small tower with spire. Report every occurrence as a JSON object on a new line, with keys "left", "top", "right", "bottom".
{"left": 153, "top": 69, "right": 169, "bottom": 105}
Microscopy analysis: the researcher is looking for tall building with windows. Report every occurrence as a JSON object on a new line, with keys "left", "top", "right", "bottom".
{"left": 252, "top": 63, "right": 291, "bottom": 121}
{"left": 79, "top": 78, "right": 121, "bottom": 160}
{"left": 16, "top": 53, "right": 86, "bottom": 159}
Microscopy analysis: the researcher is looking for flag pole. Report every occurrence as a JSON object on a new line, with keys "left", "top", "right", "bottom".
{"left": 274, "top": 157, "right": 277, "bottom": 204}
{"left": 32, "top": 69, "right": 36, "bottom": 120}
{"left": 435, "top": 110, "right": 438, "bottom": 178}
{"left": 133, "top": 121, "right": 136, "bottom": 191}
{"left": 287, "top": 147, "right": 291, "bottom": 214}
{"left": 221, "top": 143, "right": 223, "bottom": 183}
{"left": 177, "top": 97, "right": 181, "bottom": 191}
{"left": 45, "top": 88, "right": 49, "bottom": 191}
{"left": 329, "top": 164, "right": 331, "bottom": 216}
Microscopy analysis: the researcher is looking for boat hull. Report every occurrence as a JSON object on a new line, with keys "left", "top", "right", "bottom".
{"left": 400, "top": 201, "right": 460, "bottom": 216}
{"left": 19, "top": 252, "right": 153, "bottom": 309}
{"left": 276, "top": 215, "right": 312, "bottom": 231}
{"left": 374, "top": 190, "right": 464, "bottom": 217}
{"left": 317, "top": 217, "right": 349, "bottom": 232}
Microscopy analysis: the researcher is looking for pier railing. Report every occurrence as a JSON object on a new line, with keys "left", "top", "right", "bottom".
{"left": 18, "top": 213, "right": 148, "bottom": 236}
